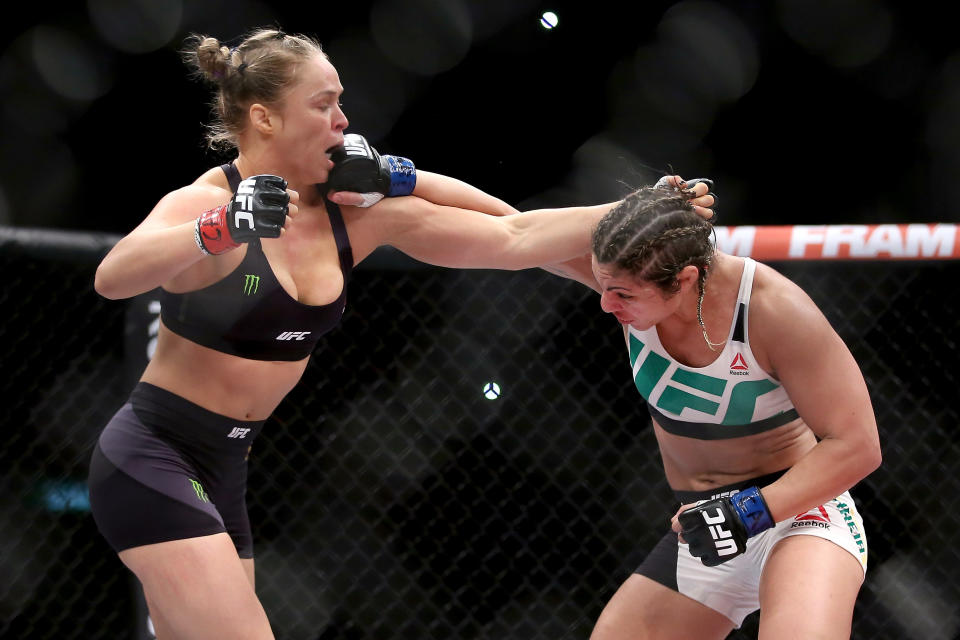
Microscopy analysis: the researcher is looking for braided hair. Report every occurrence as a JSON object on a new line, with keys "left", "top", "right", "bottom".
{"left": 592, "top": 185, "right": 723, "bottom": 349}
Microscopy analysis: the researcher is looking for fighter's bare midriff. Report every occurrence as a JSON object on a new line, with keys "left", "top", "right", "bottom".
{"left": 654, "top": 416, "right": 817, "bottom": 491}
{"left": 141, "top": 325, "right": 309, "bottom": 420}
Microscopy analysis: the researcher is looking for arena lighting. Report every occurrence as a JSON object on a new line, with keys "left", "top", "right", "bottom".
{"left": 540, "top": 11, "right": 559, "bottom": 29}
{"left": 483, "top": 381, "right": 502, "bottom": 400}
{"left": 36, "top": 480, "right": 90, "bottom": 512}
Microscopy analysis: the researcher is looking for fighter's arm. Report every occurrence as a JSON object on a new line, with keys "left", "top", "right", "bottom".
{"left": 535, "top": 177, "right": 716, "bottom": 292}
{"left": 352, "top": 196, "right": 615, "bottom": 271}
{"left": 95, "top": 179, "right": 297, "bottom": 300}
{"left": 353, "top": 169, "right": 518, "bottom": 216}
{"left": 750, "top": 271, "right": 882, "bottom": 521}
{"left": 94, "top": 185, "right": 229, "bottom": 300}
{"left": 324, "top": 137, "right": 714, "bottom": 281}
{"left": 325, "top": 134, "right": 516, "bottom": 216}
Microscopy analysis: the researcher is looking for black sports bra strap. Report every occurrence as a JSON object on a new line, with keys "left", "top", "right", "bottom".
{"left": 221, "top": 162, "right": 242, "bottom": 193}
{"left": 218, "top": 164, "right": 352, "bottom": 276}
{"left": 324, "top": 199, "right": 354, "bottom": 279}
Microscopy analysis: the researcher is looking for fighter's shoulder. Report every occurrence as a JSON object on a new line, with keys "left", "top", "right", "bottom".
{"left": 149, "top": 171, "right": 233, "bottom": 224}
{"left": 177, "top": 167, "right": 234, "bottom": 201}
{"left": 749, "top": 261, "right": 829, "bottom": 340}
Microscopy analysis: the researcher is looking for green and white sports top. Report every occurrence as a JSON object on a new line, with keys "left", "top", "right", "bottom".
{"left": 626, "top": 258, "right": 798, "bottom": 440}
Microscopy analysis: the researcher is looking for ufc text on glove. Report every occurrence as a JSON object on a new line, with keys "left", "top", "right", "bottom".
{"left": 326, "top": 133, "right": 416, "bottom": 207}
{"left": 676, "top": 486, "right": 775, "bottom": 567}
{"left": 195, "top": 175, "right": 290, "bottom": 255}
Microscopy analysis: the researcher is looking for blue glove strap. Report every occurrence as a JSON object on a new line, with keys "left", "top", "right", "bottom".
{"left": 385, "top": 155, "right": 416, "bottom": 196}
{"left": 729, "top": 486, "right": 775, "bottom": 537}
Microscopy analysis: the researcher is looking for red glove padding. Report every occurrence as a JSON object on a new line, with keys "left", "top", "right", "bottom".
{"left": 194, "top": 174, "right": 289, "bottom": 255}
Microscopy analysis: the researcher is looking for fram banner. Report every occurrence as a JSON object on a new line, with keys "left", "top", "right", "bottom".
{"left": 714, "top": 224, "right": 960, "bottom": 260}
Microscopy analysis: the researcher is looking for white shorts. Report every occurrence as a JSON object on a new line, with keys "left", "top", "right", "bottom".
{"left": 635, "top": 479, "right": 868, "bottom": 627}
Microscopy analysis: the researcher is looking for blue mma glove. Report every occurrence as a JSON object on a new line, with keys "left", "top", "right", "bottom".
{"left": 677, "top": 486, "right": 775, "bottom": 566}
{"left": 326, "top": 133, "right": 416, "bottom": 207}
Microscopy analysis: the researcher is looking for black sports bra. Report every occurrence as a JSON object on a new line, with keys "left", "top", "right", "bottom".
{"left": 159, "top": 163, "right": 353, "bottom": 361}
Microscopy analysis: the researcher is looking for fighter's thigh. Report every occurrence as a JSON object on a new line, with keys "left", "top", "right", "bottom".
{"left": 144, "top": 593, "right": 175, "bottom": 640}
{"left": 143, "top": 555, "right": 256, "bottom": 639}
{"left": 120, "top": 533, "right": 273, "bottom": 640}
{"left": 241, "top": 557, "right": 255, "bottom": 589}
{"left": 590, "top": 574, "right": 734, "bottom": 640}
{"left": 758, "top": 536, "right": 864, "bottom": 640}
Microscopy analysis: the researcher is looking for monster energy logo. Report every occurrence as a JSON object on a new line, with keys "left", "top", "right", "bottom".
{"left": 243, "top": 274, "right": 260, "bottom": 295}
{"left": 189, "top": 479, "right": 209, "bottom": 503}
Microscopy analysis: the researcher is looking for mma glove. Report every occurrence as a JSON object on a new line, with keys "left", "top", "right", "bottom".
{"left": 195, "top": 174, "right": 290, "bottom": 255}
{"left": 676, "top": 486, "right": 775, "bottom": 567}
{"left": 326, "top": 133, "right": 416, "bottom": 207}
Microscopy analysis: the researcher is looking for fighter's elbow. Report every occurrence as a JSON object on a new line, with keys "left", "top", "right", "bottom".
{"left": 864, "top": 438, "right": 883, "bottom": 475}
{"left": 850, "top": 430, "right": 882, "bottom": 481}
{"left": 94, "top": 266, "right": 121, "bottom": 300}
{"left": 94, "top": 262, "right": 136, "bottom": 300}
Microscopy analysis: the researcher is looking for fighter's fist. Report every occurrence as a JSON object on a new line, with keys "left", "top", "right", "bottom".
{"left": 195, "top": 175, "right": 291, "bottom": 255}
{"left": 654, "top": 175, "right": 718, "bottom": 223}
{"left": 326, "top": 133, "right": 416, "bottom": 207}
{"left": 676, "top": 486, "right": 774, "bottom": 567}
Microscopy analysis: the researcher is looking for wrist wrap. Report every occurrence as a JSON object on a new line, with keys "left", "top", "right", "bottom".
{"left": 384, "top": 155, "right": 416, "bottom": 196}
{"left": 729, "top": 486, "right": 775, "bottom": 537}
{"left": 195, "top": 205, "right": 240, "bottom": 255}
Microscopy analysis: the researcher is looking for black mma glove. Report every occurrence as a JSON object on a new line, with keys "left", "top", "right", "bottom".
{"left": 326, "top": 133, "right": 416, "bottom": 207}
{"left": 195, "top": 174, "right": 290, "bottom": 255}
{"left": 653, "top": 176, "right": 718, "bottom": 223}
{"left": 677, "top": 486, "right": 775, "bottom": 567}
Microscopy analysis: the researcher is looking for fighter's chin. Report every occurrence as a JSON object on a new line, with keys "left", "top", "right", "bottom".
{"left": 314, "top": 153, "right": 335, "bottom": 182}
{"left": 619, "top": 316, "right": 654, "bottom": 330}
{"left": 314, "top": 166, "right": 332, "bottom": 185}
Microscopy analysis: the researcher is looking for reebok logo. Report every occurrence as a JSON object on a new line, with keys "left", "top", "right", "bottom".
{"left": 276, "top": 331, "right": 311, "bottom": 341}
{"left": 227, "top": 427, "right": 251, "bottom": 439}
{"left": 729, "top": 353, "right": 749, "bottom": 376}
{"left": 791, "top": 505, "right": 831, "bottom": 529}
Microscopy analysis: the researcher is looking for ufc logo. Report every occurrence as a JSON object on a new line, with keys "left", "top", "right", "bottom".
{"left": 227, "top": 427, "right": 251, "bottom": 439}
{"left": 702, "top": 508, "right": 738, "bottom": 556}
{"left": 237, "top": 178, "right": 257, "bottom": 195}
{"left": 343, "top": 135, "right": 369, "bottom": 156}
{"left": 276, "top": 331, "right": 311, "bottom": 341}
{"left": 234, "top": 179, "right": 256, "bottom": 229}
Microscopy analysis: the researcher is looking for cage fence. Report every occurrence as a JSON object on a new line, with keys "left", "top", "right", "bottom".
{"left": 0, "top": 227, "right": 957, "bottom": 640}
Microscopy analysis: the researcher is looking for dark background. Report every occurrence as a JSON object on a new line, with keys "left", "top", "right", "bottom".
{"left": 2, "top": 3, "right": 960, "bottom": 640}
{"left": 1, "top": 0, "right": 957, "bottom": 234}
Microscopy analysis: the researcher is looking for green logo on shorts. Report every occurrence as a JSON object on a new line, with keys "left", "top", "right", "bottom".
{"left": 836, "top": 501, "right": 865, "bottom": 555}
{"left": 189, "top": 479, "right": 209, "bottom": 503}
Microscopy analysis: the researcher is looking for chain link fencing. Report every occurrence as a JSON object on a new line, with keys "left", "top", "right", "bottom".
{"left": 0, "top": 228, "right": 957, "bottom": 640}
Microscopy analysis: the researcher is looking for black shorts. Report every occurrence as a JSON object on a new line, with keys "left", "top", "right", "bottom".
{"left": 88, "top": 382, "right": 265, "bottom": 558}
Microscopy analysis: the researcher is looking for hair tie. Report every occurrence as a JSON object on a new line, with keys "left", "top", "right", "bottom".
{"left": 238, "top": 62, "right": 248, "bottom": 75}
